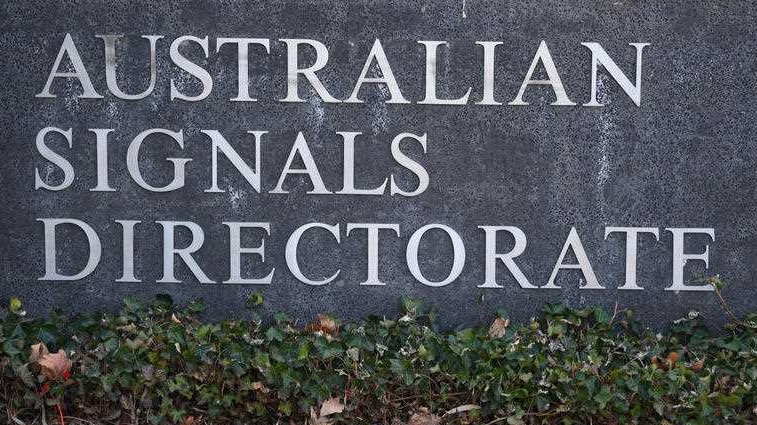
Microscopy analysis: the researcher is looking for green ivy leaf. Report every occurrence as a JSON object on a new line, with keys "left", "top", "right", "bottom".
{"left": 593, "top": 307, "right": 611, "bottom": 325}
{"left": 265, "top": 327, "right": 284, "bottom": 343}
{"left": 594, "top": 386, "right": 612, "bottom": 409}
{"left": 9, "top": 297, "right": 22, "bottom": 312}
{"left": 246, "top": 292, "right": 264, "bottom": 307}
{"left": 153, "top": 294, "right": 174, "bottom": 311}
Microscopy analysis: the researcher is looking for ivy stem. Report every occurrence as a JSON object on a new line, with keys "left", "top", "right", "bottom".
{"left": 56, "top": 404, "right": 65, "bottom": 425}
{"left": 710, "top": 279, "right": 743, "bottom": 327}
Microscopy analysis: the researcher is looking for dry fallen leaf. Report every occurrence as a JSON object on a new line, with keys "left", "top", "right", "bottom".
{"left": 171, "top": 313, "right": 182, "bottom": 324}
{"left": 651, "top": 352, "right": 680, "bottom": 371}
{"left": 103, "top": 409, "right": 122, "bottom": 422}
{"left": 716, "top": 375, "right": 732, "bottom": 390}
{"left": 488, "top": 317, "right": 510, "bottom": 338}
{"left": 29, "top": 342, "right": 49, "bottom": 363}
{"left": 191, "top": 370, "right": 206, "bottom": 382}
{"left": 408, "top": 407, "right": 441, "bottom": 425}
{"left": 665, "top": 352, "right": 679, "bottom": 369}
{"left": 117, "top": 323, "right": 137, "bottom": 333}
{"left": 251, "top": 381, "right": 269, "bottom": 393}
{"left": 307, "top": 314, "right": 339, "bottom": 335}
{"left": 320, "top": 397, "right": 344, "bottom": 416}
{"left": 181, "top": 415, "right": 200, "bottom": 425}
{"left": 307, "top": 397, "right": 344, "bottom": 425}
{"left": 309, "top": 406, "right": 333, "bottom": 425}
{"left": 125, "top": 338, "right": 146, "bottom": 350}
{"left": 651, "top": 355, "right": 661, "bottom": 369}
{"left": 689, "top": 358, "right": 705, "bottom": 371}
{"left": 38, "top": 350, "right": 72, "bottom": 380}
{"left": 443, "top": 404, "right": 481, "bottom": 416}
{"left": 318, "top": 314, "right": 338, "bottom": 334}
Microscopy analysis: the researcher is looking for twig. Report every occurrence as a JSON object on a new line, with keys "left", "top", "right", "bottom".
{"left": 442, "top": 404, "right": 480, "bottom": 417}
{"left": 55, "top": 406, "right": 65, "bottom": 425}
{"left": 389, "top": 391, "right": 469, "bottom": 403}
{"left": 62, "top": 417, "right": 98, "bottom": 425}
{"left": 9, "top": 410, "right": 27, "bottom": 425}
{"left": 41, "top": 403, "right": 48, "bottom": 425}
{"left": 711, "top": 281, "right": 743, "bottom": 327}
{"left": 483, "top": 409, "right": 562, "bottom": 425}
{"left": 610, "top": 301, "right": 620, "bottom": 324}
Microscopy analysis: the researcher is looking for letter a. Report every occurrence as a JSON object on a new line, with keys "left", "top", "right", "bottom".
{"left": 37, "top": 34, "right": 103, "bottom": 98}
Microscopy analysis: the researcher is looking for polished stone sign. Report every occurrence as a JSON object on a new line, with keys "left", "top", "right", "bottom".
{"left": 1, "top": 0, "right": 755, "bottom": 326}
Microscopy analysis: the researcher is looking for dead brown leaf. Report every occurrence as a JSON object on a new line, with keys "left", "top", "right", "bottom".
{"left": 306, "top": 397, "right": 344, "bottom": 425}
{"left": 125, "top": 338, "right": 146, "bottom": 350}
{"left": 307, "top": 314, "right": 339, "bottom": 335}
{"left": 251, "top": 381, "right": 270, "bottom": 393}
{"left": 651, "top": 356, "right": 661, "bottom": 369}
{"left": 716, "top": 375, "right": 732, "bottom": 390}
{"left": 320, "top": 397, "right": 344, "bottom": 416}
{"left": 191, "top": 370, "right": 206, "bottom": 382}
{"left": 689, "top": 357, "right": 705, "bottom": 371}
{"left": 666, "top": 352, "right": 679, "bottom": 369}
{"left": 309, "top": 406, "right": 332, "bottom": 425}
{"left": 38, "top": 350, "right": 72, "bottom": 380}
{"left": 29, "top": 342, "right": 49, "bottom": 363}
{"left": 488, "top": 317, "right": 510, "bottom": 338}
{"left": 182, "top": 415, "right": 200, "bottom": 425}
{"left": 408, "top": 407, "right": 441, "bottom": 425}
{"left": 117, "top": 323, "right": 137, "bottom": 333}
{"left": 443, "top": 404, "right": 481, "bottom": 416}
{"left": 651, "top": 352, "right": 680, "bottom": 371}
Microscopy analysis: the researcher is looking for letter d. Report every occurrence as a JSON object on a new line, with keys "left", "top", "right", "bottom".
{"left": 38, "top": 218, "right": 102, "bottom": 280}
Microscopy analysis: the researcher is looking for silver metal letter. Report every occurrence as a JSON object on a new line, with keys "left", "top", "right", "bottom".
{"left": 346, "top": 223, "right": 400, "bottom": 285}
{"left": 38, "top": 218, "right": 102, "bottom": 281}
{"left": 89, "top": 129, "right": 115, "bottom": 192}
{"left": 336, "top": 132, "right": 387, "bottom": 195}
{"left": 202, "top": 130, "right": 265, "bottom": 193}
{"left": 475, "top": 41, "right": 503, "bottom": 105}
{"left": 279, "top": 39, "right": 340, "bottom": 103}
{"left": 223, "top": 222, "right": 274, "bottom": 284}
{"left": 216, "top": 37, "right": 270, "bottom": 102}
{"left": 665, "top": 228, "right": 715, "bottom": 291}
{"left": 36, "top": 33, "right": 103, "bottom": 98}
{"left": 604, "top": 226, "right": 659, "bottom": 290}
{"left": 271, "top": 132, "right": 331, "bottom": 194}
{"left": 35, "top": 127, "right": 75, "bottom": 191}
{"left": 418, "top": 41, "right": 472, "bottom": 105}
{"left": 390, "top": 133, "right": 429, "bottom": 197}
{"left": 96, "top": 35, "right": 162, "bottom": 100}
{"left": 156, "top": 221, "right": 214, "bottom": 284}
{"left": 126, "top": 129, "right": 191, "bottom": 192}
{"left": 285, "top": 223, "right": 341, "bottom": 286}
{"left": 508, "top": 41, "right": 575, "bottom": 106}
{"left": 406, "top": 224, "right": 465, "bottom": 287}
{"left": 170, "top": 36, "right": 213, "bottom": 101}
{"left": 544, "top": 227, "right": 603, "bottom": 289}
{"left": 115, "top": 220, "right": 141, "bottom": 282}
{"left": 582, "top": 42, "right": 649, "bottom": 107}
{"left": 478, "top": 225, "right": 536, "bottom": 289}
{"left": 345, "top": 39, "right": 409, "bottom": 104}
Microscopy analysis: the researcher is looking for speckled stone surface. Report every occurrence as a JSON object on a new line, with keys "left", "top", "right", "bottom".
{"left": 1, "top": 0, "right": 756, "bottom": 329}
